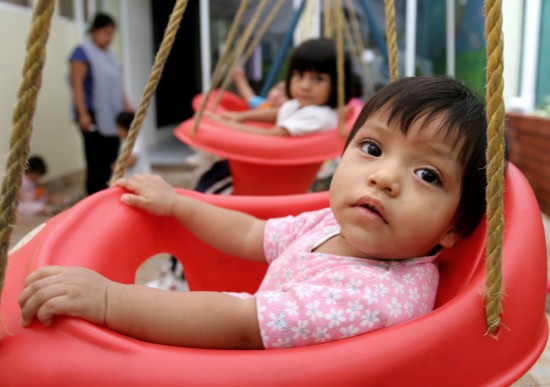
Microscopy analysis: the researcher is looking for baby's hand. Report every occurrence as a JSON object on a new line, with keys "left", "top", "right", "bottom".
{"left": 19, "top": 266, "right": 110, "bottom": 327}
{"left": 115, "top": 174, "right": 178, "bottom": 217}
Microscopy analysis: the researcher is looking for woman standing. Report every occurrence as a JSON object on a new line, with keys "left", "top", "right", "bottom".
{"left": 69, "top": 12, "right": 132, "bottom": 195}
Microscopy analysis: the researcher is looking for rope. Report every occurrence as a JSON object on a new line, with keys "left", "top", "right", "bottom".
{"left": 238, "top": 0, "right": 286, "bottom": 70}
{"left": 334, "top": 0, "right": 346, "bottom": 137}
{"left": 111, "top": 0, "right": 189, "bottom": 183}
{"left": 213, "top": 0, "right": 284, "bottom": 110}
{"left": 345, "top": 0, "right": 374, "bottom": 96}
{"left": 323, "top": 0, "right": 334, "bottom": 38}
{"left": 484, "top": 0, "right": 505, "bottom": 335}
{"left": 384, "top": 0, "right": 399, "bottom": 81}
{"left": 0, "top": 0, "right": 55, "bottom": 299}
{"left": 211, "top": 0, "right": 271, "bottom": 111}
{"left": 191, "top": 0, "right": 249, "bottom": 135}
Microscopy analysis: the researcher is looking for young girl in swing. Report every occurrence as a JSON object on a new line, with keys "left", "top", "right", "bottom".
{"left": 194, "top": 37, "right": 353, "bottom": 195}
{"left": 19, "top": 76, "right": 494, "bottom": 350}
{"left": 205, "top": 37, "right": 354, "bottom": 136}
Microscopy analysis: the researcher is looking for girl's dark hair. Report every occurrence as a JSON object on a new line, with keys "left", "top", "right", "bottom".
{"left": 285, "top": 38, "right": 353, "bottom": 108}
{"left": 27, "top": 156, "right": 47, "bottom": 176}
{"left": 89, "top": 12, "right": 116, "bottom": 32}
{"left": 345, "top": 76, "right": 501, "bottom": 237}
{"left": 116, "top": 111, "right": 135, "bottom": 132}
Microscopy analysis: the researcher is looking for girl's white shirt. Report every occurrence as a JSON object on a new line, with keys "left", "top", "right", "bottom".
{"left": 276, "top": 99, "right": 338, "bottom": 136}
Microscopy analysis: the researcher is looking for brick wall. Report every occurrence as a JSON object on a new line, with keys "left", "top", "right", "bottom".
{"left": 506, "top": 113, "right": 550, "bottom": 215}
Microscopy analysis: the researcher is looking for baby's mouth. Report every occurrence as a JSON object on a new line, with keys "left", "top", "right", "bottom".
{"left": 358, "top": 203, "right": 388, "bottom": 224}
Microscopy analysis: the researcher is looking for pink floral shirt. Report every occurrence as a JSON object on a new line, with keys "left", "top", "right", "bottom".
{"left": 252, "top": 208, "right": 439, "bottom": 349}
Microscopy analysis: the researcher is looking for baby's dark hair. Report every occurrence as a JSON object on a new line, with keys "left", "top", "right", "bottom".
{"left": 26, "top": 155, "right": 47, "bottom": 176}
{"left": 89, "top": 12, "right": 116, "bottom": 32}
{"left": 345, "top": 76, "right": 500, "bottom": 237}
{"left": 285, "top": 38, "right": 353, "bottom": 108}
{"left": 116, "top": 111, "right": 135, "bottom": 132}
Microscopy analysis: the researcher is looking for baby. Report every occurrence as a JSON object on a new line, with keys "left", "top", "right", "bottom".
{"left": 20, "top": 76, "right": 491, "bottom": 350}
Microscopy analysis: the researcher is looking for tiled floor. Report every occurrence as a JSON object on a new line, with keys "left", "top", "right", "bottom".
{"left": 6, "top": 144, "right": 550, "bottom": 384}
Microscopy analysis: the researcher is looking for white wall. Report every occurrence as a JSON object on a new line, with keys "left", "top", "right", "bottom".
{"left": 0, "top": 5, "right": 83, "bottom": 181}
{"left": 0, "top": 0, "right": 160, "bottom": 182}
{"left": 119, "top": 0, "right": 163, "bottom": 147}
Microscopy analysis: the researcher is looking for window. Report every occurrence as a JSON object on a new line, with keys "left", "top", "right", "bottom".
{"left": 535, "top": 0, "right": 550, "bottom": 113}
{"left": 58, "top": 0, "right": 74, "bottom": 19}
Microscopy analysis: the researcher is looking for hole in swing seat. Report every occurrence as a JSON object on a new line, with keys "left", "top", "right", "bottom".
{"left": 135, "top": 253, "right": 189, "bottom": 292}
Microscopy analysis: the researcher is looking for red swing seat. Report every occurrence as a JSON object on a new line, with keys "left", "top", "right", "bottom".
{"left": 191, "top": 89, "right": 250, "bottom": 113}
{"left": 0, "top": 164, "right": 547, "bottom": 386}
{"left": 174, "top": 91, "right": 363, "bottom": 195}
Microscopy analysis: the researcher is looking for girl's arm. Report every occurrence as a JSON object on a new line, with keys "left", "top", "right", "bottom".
{"left": 116, "top": 174, "right": 267, "bottom": 262}
{"left": 19, "top": 266, "right": 263, "bottom": 349}
{"left": 204, "top": 112, "right": 289, "bottom": 136}
{"left": 220, "top": 108, "right": 279, "bottom": 123}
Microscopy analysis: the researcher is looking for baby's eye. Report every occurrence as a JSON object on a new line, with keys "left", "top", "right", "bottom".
{"left": 360, "top": 141, "right": 382, "bottom": 157}
{"left": 415, "top": 168, "right": 443, "bottom": 186}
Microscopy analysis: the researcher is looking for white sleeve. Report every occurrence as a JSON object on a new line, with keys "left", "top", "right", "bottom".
{"left": 277, "top": 104, "right": 338, "bottom": 136}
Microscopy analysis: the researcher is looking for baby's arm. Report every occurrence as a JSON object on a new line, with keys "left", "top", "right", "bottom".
{"left": 116, "top": 174, "right": 266, "bottom": 261}
{"left": 232, "top": 66, "right": 256, "bottom": 102}
{"left": 19, "top": 266, "right": 263, "bottom": 349}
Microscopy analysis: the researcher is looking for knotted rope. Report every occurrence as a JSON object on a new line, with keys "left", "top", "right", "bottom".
{"left": 484, "top": 0, "right": 505, "bottom": 335}
{"left": 0, "top": 0, "right": 55, "bottom": 299}
{"left": 111, "top": 0, "right": 189, "bottom": 183}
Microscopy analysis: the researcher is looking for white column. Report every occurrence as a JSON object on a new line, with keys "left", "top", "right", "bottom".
{"left": 405, "top": 0, "right": 417, "bottom": 76}
{"left": 73, "top": 0, "right": 85, "bottom": 39}
{"left": 199, "top": 0, "right": 211, "bottom": 92}
{"left": 445, "top": 0, "right": 455, "bottom": 76}
{"left": 118, "top": 0, "right": 132, "bottom": 96}
{"left": 519, "top": 0, "right": 541, "bottom": 112}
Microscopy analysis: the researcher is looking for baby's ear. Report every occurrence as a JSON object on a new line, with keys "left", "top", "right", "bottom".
{"left": 438, "top": 228, "right": 460, "bottom": 249}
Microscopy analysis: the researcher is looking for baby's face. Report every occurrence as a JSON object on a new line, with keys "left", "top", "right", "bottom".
{"left": 329, "top": 110, "right": 462, "bottom": 260}
{"left": 116, "top": 127, "right": 128, "bottom": 139}
{"left": 266, "top": 82, "right": 288, "bottom": 107}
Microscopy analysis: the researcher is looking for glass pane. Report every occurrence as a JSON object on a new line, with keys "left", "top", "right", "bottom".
{"left": 536, "top": 0, "right": 550, "bottom": 113}
{"left": 58, "top": 0, "right": 74, "bottom": 19}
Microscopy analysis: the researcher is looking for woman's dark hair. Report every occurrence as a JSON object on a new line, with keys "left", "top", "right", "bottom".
{"left": 285, "top": 38, "right": 353, "bottom": 108}
{"left": 345, "top": 76, "right": 503, "bottom": 237}
{"left": 89, "top": 12, "right": 116, "bottom": 32}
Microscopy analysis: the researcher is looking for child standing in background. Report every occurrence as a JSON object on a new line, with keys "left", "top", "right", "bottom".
{"left": 115, "top": 111, "right": 151, "bottom": 177}
{"left": 20, "top": 76, "right": 495, "bottom": 349}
